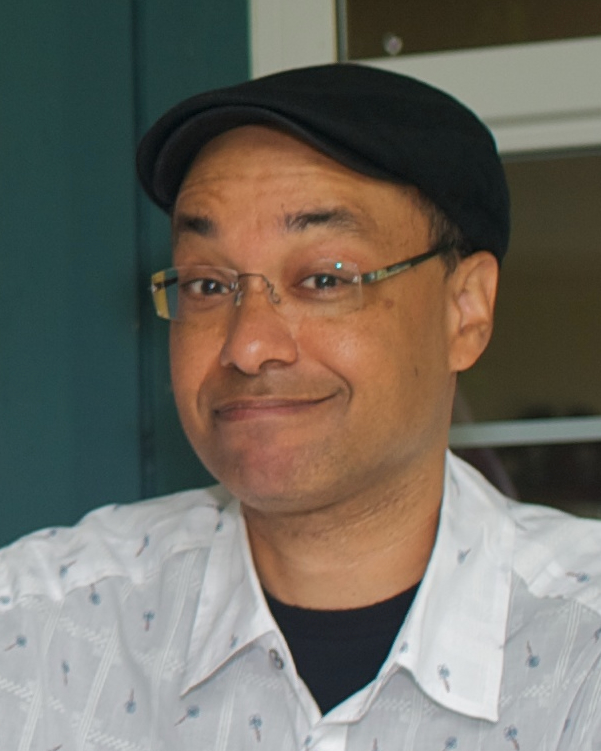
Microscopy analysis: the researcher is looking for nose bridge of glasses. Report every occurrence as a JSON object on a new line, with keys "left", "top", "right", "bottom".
{"left": 235, "top": 272, "right": 281, "bottom": 307}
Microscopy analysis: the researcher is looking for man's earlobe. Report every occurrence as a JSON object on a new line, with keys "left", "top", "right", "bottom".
{"left": 447, "top": 251, "right": 499, "bottom": 373}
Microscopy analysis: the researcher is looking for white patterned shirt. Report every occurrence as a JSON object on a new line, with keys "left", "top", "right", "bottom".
{"left": 2, "top": 453, "right": 601, "bottom": 750}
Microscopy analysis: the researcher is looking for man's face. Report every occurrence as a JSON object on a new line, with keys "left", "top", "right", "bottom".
{"left": 170, "top": 126, "right": 464, "bottom": 514}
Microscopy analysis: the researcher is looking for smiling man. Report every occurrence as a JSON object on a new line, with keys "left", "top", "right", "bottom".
{"left": 167, "top": 124, "right": 474, "bottom": 615}
{"left": 2, "top": 64, "right": 601, "bottom": 749}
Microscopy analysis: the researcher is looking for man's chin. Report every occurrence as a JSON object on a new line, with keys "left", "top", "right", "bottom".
{"left": 200, "top": 442, "right": 332, "bottom": 512}
{"left": 213, "top": 455, "right": 301, "bottom": 500}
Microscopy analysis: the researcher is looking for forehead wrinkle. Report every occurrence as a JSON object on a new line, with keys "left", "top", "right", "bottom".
{"left": 282, "top": 206, "right": 367, "bottom": 236}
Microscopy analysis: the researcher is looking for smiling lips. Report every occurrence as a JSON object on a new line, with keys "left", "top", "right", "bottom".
{"left": 213, "top": 394, "right": 337, "bottom": 421}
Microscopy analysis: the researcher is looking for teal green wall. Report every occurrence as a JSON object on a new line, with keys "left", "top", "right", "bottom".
{"left": 0, "top": 0, "right": 249, "bottom": 546}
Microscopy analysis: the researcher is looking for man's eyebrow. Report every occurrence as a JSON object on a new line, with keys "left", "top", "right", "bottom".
{"left": 283, "top": 207, "right": 364, "bottom": 234}
{"left": 172, "top": 213, "right": 216, "bottom": 239}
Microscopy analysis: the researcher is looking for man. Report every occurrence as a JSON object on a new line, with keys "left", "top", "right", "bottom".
{"left": 2, "top": 64, "right": 601, "bottom": 749}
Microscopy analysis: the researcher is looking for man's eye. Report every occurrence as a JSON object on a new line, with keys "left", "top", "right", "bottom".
{"left": 299, "top": 273, "right": 350, "bottom": 291}
{"left": 181, "top": 278, "right": 230, "bottom": 297}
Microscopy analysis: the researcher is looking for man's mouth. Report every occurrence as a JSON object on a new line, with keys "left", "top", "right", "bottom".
{"left": 213, "top": 394, "right": 337, "bottom": 421}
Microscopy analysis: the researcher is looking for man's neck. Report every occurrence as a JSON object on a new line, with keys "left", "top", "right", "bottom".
{"left": 242, "top": 459, "right": 444, "bottom": 610}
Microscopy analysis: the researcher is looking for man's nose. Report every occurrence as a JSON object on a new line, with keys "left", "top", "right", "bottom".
{"left": 219, "top": 279, "right": 298, "bottom": 375}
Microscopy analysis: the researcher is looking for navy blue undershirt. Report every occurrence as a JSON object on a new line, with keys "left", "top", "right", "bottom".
{"left": 264, "top": 583, "right": 420, "bottom": 714}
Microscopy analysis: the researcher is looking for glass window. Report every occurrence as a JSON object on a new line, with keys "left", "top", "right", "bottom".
{"left": 452, "top": 151, "right": 601, "bottom": 515}
{"left": 457, "top": 152, "right": 601, "bottom": 424}
{"left": 342, "top": 0, "right": 601, "bottom": 59}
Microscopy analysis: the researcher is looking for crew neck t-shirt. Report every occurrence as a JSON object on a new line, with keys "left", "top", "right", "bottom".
{"left": 265, "top": 584, "right": 420, "bottom": 714}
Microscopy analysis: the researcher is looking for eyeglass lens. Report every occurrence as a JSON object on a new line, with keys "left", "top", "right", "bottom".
{"left": 150, "top": 261, "right": 362, "bottom": 322}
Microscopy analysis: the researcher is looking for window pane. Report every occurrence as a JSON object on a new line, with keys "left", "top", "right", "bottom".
{"left": 344, "top": 0, "right": 601, "bottom": 58}
{"left": 457, "top": 152, "right": 601, "bottom": 425}
{"left": 453, "top": 151, "right": 601, "bottom": 516}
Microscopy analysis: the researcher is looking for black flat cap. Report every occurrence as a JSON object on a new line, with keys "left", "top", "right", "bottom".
{"left": 137, "top": 63, "right": 510, "bottom": 261}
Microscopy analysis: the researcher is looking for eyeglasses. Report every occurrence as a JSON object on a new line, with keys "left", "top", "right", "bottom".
{"left": 150, "top": 241, "right": 450, "bottom": 323}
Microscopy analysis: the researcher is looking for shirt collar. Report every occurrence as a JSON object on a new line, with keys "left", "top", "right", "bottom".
{"left": 181, "top": 499, "right": 280, "bottom": 694}
{"left": 181, "top": 453, "right": 515, "bottom": 723}
{"left": 393, "top": 452, "right": 515, "bottom": 722}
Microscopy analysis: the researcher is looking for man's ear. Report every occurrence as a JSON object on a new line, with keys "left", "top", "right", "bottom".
{"left": 446, "top": 250, "right": 499, "bottom": 374}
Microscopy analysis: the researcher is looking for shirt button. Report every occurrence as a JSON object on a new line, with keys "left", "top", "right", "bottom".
{"left": 269, "top": 648, "right": 285, "bottom": 670}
